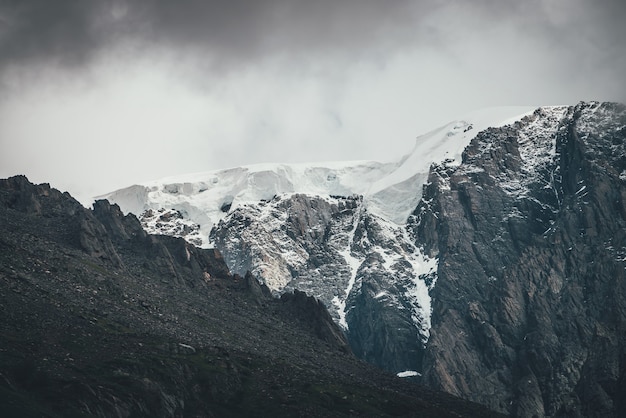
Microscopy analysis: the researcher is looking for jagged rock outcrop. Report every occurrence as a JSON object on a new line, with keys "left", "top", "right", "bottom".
{"left": 409, "top": 102, "right": 626, "bottom": 417}
{"left": 0, "top": 176, "right": 124, "bottom": 266}
{"left": 211, "top": 193, "right": 435, "bottom": 374}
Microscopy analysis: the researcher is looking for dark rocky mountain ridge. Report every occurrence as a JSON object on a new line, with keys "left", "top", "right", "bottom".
{"left": 120, "top": 101, "right": 626, "bottom": 417}
{"left": 6, "top": 101, "right": 625, "bottom": 417}
{"left": 204, "top": 101, "right": 626, "bottom": 417}
{"left": 409, "top": 102, "right": 626, "bottom": 417}
{"left": 0, "top": 175, "right": 500, "bottom": 417}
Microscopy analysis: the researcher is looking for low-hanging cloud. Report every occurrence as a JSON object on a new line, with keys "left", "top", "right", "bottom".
{"left": 0, "top": 0, "right": 427, "bottom": 73}
{"left": 1, "top": 0, "right": 623, "bottom": 76}
{"left": 0, "top": 0, "right": 625, "bottom": 205}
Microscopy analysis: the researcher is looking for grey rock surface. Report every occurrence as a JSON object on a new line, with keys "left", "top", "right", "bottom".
{"left": 410, "top": 102, "right": 626, "bottom": 417}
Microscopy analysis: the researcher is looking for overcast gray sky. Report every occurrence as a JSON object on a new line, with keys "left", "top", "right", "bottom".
{"left": 1, "top": 0, "right": 625, "bottom": 205}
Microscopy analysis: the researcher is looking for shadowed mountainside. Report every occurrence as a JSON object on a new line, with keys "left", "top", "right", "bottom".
{"left": 0, "top": 175, "right": 503, "bottom": 417}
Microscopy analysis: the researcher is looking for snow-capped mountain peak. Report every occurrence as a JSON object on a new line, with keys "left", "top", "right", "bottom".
{"left": 95, "top": 101, "right": 626, "bottom": 417}
{"left": 100, "top": 105, "right": 536, "bottom": 246}
{"left": 97, "top": 105, "right": 537, "bottom": 374}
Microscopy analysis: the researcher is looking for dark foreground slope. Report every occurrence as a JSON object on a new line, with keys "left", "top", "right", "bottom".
{"left": 410, "top": 102, "right": 626, "bottom": 417}
{"left": 0, "top": 176, "right": 502, "bottom": 417}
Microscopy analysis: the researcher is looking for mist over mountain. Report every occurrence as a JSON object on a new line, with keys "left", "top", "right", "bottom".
{"left": 101, "top": 101, "right": 626, "bottom": 417}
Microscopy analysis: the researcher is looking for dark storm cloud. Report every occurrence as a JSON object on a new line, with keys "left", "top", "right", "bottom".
{"left": 0, "top": 0, "right": 112, "bottom": 68}
{"left": 1, "top": 0, "right": 625, "bottom": 73}
{"left": 1, "top": 0, "right": 625, "bottom": 206}
{"left": 0, "top": 0, "right": 425, "bottom": 71}
{"left": 0, "top": 0, "right": 625, "bottom": 100}
{"left": 141, "top": 0, "right": 425, "bottom": 61}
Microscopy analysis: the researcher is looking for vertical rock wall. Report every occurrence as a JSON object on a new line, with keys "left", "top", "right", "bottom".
{"left": 412, "top": 102, "right": 626, "bottom": 417}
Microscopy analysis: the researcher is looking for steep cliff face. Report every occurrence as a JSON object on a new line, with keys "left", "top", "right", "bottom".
{"left": 410, "top": 102, "right": 626, "bottom": 417}
{"left": 210, "top": 193, "right": 435, "bottom": 373}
